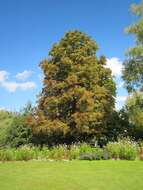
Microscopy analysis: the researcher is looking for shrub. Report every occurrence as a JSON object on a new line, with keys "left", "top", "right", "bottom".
{"left": 0, "top": 149, "right": 14, "bottom": 161}
{"left": 69, "top": 145, "right": 80, "bottom": 160}
{"left": 0, "top": 140, "right": 139, "bottom": 161}
{"left": 138, "top": 142, "right": 143, "bottom": 160}
{"left": 73, "top": 143, "right": 95, "bottom": 160}
{"left": 106, "top": 138, "right": 138, "bottom": 160}
{"left": 78, "top": 143, "right": 94, "bottom": 154}
{"left": 48, "top": 145, "right": 69, "bottom": 160}
{"left": 14, "top": 146, "right": 36, "bottom": 161}
{"left": 5, "top": 115, "right": 33, "bottom": 148}
{"left": 39, "top": 146, "right": 50, "bottom": 160}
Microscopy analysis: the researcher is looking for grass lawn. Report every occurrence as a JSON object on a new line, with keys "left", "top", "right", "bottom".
{"left": 0, "top": 160, "right": 143, "bottom": 190}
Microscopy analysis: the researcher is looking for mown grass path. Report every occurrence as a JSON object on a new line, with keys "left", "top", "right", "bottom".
{"left": 0, "top": 160, "right": 143, "bottom": 190}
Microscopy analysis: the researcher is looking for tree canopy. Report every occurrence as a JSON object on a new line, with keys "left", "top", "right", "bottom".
{"left": 122, "top": 1, "right": 143, "bottom": 92}
{"left": 29, "top": 31, "right": 116, "bottom": 144}
{"left": 125, "top": 92, "right": 143, "bottom": 139}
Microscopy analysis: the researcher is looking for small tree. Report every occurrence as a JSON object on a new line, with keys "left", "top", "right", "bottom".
{"left": 125, "top": 92, "right": 143, "bottom": 139}
{"left": 31, "top": 31, "right": 116, "bottom": 145}
{"left": 0, "top": 110, "right": 15, "bottom": 147}
{"left": 6, "top": 114, "right": 33, "bottom": 147}
{"left": 104, "top": 109, "right": 132, "bottom": 143}
{"left": 4, "top": 103, "right": 35, "bottom": 148}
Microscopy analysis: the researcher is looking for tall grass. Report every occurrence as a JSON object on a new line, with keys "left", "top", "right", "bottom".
{"left": 106, "top": 138, "right": 138, "bottom": 160}
{"left": 0, "top": 139, "right": 141, "bottom": 161}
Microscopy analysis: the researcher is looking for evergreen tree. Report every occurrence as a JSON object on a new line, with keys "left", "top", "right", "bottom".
{"left": 30, "top": 31, "right": 116, "bottom": 144}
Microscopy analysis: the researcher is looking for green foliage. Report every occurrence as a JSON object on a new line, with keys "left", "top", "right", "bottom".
{"left": 0, "top": 139, "right": 139, "bottom": 161}
{"left": 125, "top": 92, "right": 143, "bottom": 139}
{"left": 69, "top": 145, "right": 81, "bottom": 159}
{"left": 126, "top": 92, "right": 143, "bottom": 127}
{"left": 0, "top": 110, "right": 15, "bottom": 147}
{"left": 123, "top": 1, "right": 143, "bottom": 92}
{"left": 47, "top": 145, "right": 68, "bottom": 160}
{"left": 0, "top": 149, "right": 14, "bottom": 161}
{"left": 5, "top": 114, "right": 33, "bottom": 147}
{"left": 0, "top": 103, "right": 35, "bottom": 148}
{"left": 31, "top": 30, "right": 116, "bottom": 145}
{"left": 103, "top": 109, "right": 132, "bottom": 144}
{"left": 139, "top": 142, "right": 143, "bottom": 160}
{"left": 106, "top": 138, "right": 138, "bottom": 160}
{"left": 14, "top": 146, "right": 36, "bottom": 161}
{"left": 122, "top": 1, "right": 143, "bottom": 139}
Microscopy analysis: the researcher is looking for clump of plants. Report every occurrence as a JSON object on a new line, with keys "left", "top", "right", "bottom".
{"left": 0, "top": 138, "right": 139, "bottom": 162}
{"left": 106, "top": 138, "right": 138, "bottom": 160}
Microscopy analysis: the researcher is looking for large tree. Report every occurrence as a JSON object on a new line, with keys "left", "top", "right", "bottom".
{"left": 122, "top": 1, "right": 143, "bottom": 139}
{"left": 122, "top": 1, "right": 143, "bottom": 92}
{"left": 30, "top": 31, "right": 116, "bottom": 144}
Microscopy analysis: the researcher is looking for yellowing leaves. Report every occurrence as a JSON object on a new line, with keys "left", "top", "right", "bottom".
{"left": 34, "top": 31, "right": 116, "bottom": 136}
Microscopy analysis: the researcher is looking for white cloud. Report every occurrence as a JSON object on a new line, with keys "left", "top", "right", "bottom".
{"left": 117, "top": 81, "right": 124, "bottom": 88}
{"left": 115, "top": 95, "right": 128, "bottom": 110}
{"left": 15, "top": 70, "right": 33, "bottom": 81}
{"left": 105, "top": 57, "right": 123, "bottom": 77}
{"left": 0, "top": 70, "right": 9, "bottom": 82}
{"left": 18, "top": 82, "right": 36, "bottom": 91}
{"left": 1, "top": 81, "right": 36, "bottom": 92}
{"left": 1, "top": 81, "right": 18, "bottom": 92}
{"left": 116, "top": 95, "right": 127, "bottom": 102}
{"left": 0, "top": 70, "right": 36, "bottom": 92}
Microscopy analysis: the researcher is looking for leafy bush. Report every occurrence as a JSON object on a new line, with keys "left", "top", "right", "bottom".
{"left": 106, "top": 138, "right": 138, "bottom": 160}
{"left": 138, "top": 142, "right": 143, "bottom": 160}
{"left": 69, "top": 145, "right": 80, "bottom": 159}
{"left": 78, "top": 143, "right": 94, "bottom": 154}
{"left": 0, "top": 140, "right": 139, "bottom": 161}
{"left": 38, "top": 146, "right": 50, "bottom": 159}
{"left": 5, "top": 114, "right": 33, "bottom": 148}
{"left": 0, "top": 103, "right": 36, "bottom": 148}
{"left": 14, "top": 146, "right": 36, "bottom": 161}
{"left": 48, "top": 145, "right": 69, "bottom": 160}
{"left": 0, "top": 149, "right": 14, "bottom": 161}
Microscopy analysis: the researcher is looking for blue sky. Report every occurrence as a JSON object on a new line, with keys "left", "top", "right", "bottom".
{"left": 0, "top": 0, "right": 140, "bottom": 111}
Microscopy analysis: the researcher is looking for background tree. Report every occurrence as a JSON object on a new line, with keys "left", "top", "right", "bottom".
{"left": 5, "top": 114, "right": 33, "bottom": 147}
{"left": 30, "top": 31, "right": 116, "bottom": 145}
{"left": 0, "top": 102, "right": 35, "bottom": 148}
{"left": 122, "top": 1, "right": 143, "bottom": 92}
{"left": 122, "top": 1, "right": 143, "bottom": 140}
{"left": 0, "top": 110, "right": 15, "bottom": 147}
{"left": 125, "top": 92, "right": 143, "bottom": 139}
{"left": 103, "top": 108, "right": 132, "bottom": 144}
